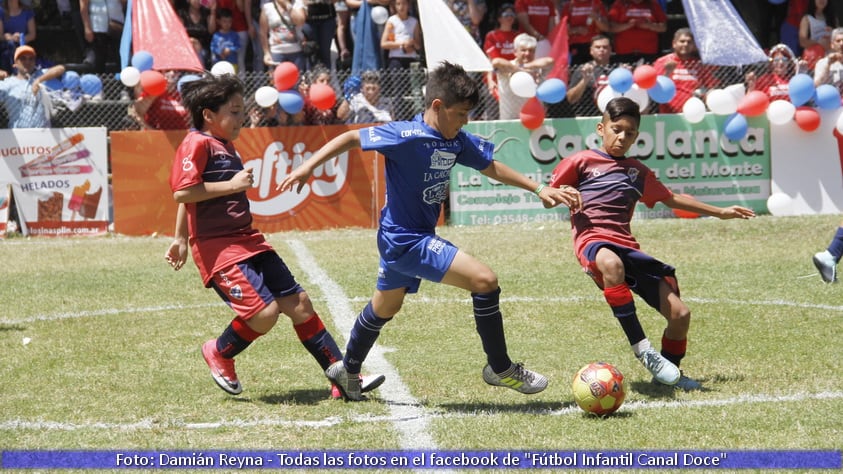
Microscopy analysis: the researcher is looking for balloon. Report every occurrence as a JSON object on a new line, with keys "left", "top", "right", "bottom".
{"left": 278, "top": 89, "right": 304, "bottom": 114}
{"left": 62, "top": 70, "right": 80, "bottom": 90}
{"left": 119, "top": 66, "right": 141, "bottom": 87}
{"left": 766, "top": 99, "right": 795, "bottom": 125}
{"left": 672, "top": 194, "right": 700, "bottom": 219}
{"left": 273, "top": 61, "right": 299, "bottom": 91}
{"left": 79, "top": 74, "right": 103, "bottom": 96}
{"left": 509, "top": 71, "right": 537, "bottom": 98}
{"left": 788, "top": 73, "right": 815, "bottom": 106}
{"left": 802, "top": 44, "right": 825, "bottom": 71}
{"left": 210, "top": 61, "right": 236, "bottom": 77}
{"left": 177, "top": 74, "right": 201, "bottom": 94}
{"left": 766, "top": 192, "right": 793, "bottom": 216}
{"left": 131, "top": 50, "right": 154, "bottom": 71}
{"left": 647, "top": 75, "right": 676, "bottom": 104}
{"left": 622, "top": 84, "right": 649, "bottom": 111}
{"left": 536, "top": 78, "right": 567, "bottom": 103}
{"left": 836, "top": 109, "right": 843, "bottom": 133}
{"left": 309, "top": 83, "right": 337, "bottom": 110}
{"left": 632, "top": 65, "right": 658, "bottom": 89}
{"left": 255, "top": 85, "right": 279, "bottom": 108}
{"left": 682, "top": 97, "right": 707, "bottom": 123}
{"left": 723, "top": 113, "right": 749, "bottom": 141}
{"left": 724, "top": 83, "right": 746, "bottom": 104}
{"left": 596, "top": 85, "right": 620, "bottom": 112}
{"left": 519, "top": 97, "right": 545, "bottom": 130}
{"left": 371, "top": 5, "right": 389, "bottom": 24}
{"left": 814, "top": 84, "right": 841, "bottom": 110}
{"left": 608, "top": 67, "right": 633, "bottom": 93}
{"left": 737, "top": 90, "right": 770, "bottom": 117}
{"left": 706, "top": 89, "right": 738, "bottom": 115}
{"left": 139, "top": 70, "right": 167, "bottom": 96}
{"left": 794, "top": 106, "right": 821, "bottom": 131}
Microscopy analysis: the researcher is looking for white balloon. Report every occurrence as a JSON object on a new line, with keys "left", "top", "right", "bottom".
{"left": 509, "top": 71, "right": 537, "bottom": 98}
{"left": 120, "top": 66, "right": 141, "bottom": 87}
{"left": 211, "top": 61, "right": 236, "bottom": 77}
{"left": 767, "top": 99, "right": 796, "bottom": 125}
{"left": 255, "top": 86, "right": 278, "bottom": 108}
{"left": 766, "top": 192, "right": 793, "bottom": 216}
{"left": 836, "top": 109, "right": 843, "bottom": 134}
{"left": 724, "top": 83, "right": 746, "bottom": 104}
{"left": 706, "top": 89, "right": 738, "bottom": 115}
{"left": 682, "top": 97, "right": 707, "bottom": 123}
{"left": 596, "top": 85, "right": 620, "bottom": 113}
{"left": 371, "top": 6, "right": 389, "bottom": 24}
{"left": 623, "top": 84, "right": 649, "bottom": 112}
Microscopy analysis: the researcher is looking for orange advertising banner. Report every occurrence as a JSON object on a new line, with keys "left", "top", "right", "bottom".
{"left": 111, "top": 125, "right": 385, "bottom": 236}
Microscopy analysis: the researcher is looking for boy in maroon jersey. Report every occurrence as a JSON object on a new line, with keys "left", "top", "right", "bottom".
{"left": 549, "top": 97, "right": 755, "bottom": 391}
{"left": 164, "top": 74, "right": 383, "bottom": 398}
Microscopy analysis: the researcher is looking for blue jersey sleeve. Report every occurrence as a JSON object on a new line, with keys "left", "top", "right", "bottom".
{"left": 359, "top": 121, "right": 406, "bottom": 154}
{"left": 456, "top": 131, "right": 494, "bottom": 171}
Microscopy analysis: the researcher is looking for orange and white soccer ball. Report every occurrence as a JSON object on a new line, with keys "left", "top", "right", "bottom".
{"left": 572, "top": 361, "right": 626, "bottom": 415}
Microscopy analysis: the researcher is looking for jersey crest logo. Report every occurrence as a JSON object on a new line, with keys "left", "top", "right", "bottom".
{"left": 430, "top": 149, "right": 456, "bottom": 170}
{"left": 229, "top": 284, "right": 243, "bottom": 300}
{"left": 627, "top": 168, "right": 640, "bottom": 182}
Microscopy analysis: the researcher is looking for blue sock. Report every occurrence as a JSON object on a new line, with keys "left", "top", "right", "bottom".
{"left": 344, "top": 301, "right": 390, "bottom": 374}
{"left": 472, "top": 287, "right": 511, "bottom": 373}
{"left": 827, "top": 227, "right": 843, "bottom": 262}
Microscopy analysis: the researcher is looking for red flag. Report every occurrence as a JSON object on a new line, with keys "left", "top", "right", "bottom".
{"left": 133, "top": 0, "right": 204, "bottom": 72}
{"left": 546, "top": 17, "right": 569, "bottom": 83}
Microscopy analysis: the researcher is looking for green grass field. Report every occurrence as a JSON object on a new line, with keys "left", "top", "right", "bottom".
{"left": 1, "top": 214, "right": 841, "bottom": 472}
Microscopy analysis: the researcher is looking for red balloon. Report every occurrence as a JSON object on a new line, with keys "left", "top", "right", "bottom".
{"left": 672, "top": 193, "right": 701, "bottom": 219}
{"left": 794, "top": 106, "right": 821, "bottom": 132}
{"left": 737, "top": 90, "right": 770, "bottom": 117}
{"left": 520, "top": 97, "right": 545, "bottom": 130}
{"left": 309, "top": 83, "right": 337, "bottom": 111}
{"left": 802, "top": 44, "right": 826, "bottom": 71}
{"left": 633, "top": 65, "right": 658, "bottom": 89}
{"left": 139, "top": 70, "right": 167, "bottom": 96}
{"left": 273, "top": 61, "right": 299, "bottom": 91}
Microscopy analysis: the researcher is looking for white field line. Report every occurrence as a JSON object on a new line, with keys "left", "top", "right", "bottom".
{"left": 2, "top": 391, "right": 841, "bottom": 432}
{"left": 5, "top": 295, "right": 843, "bottom": 326}
{"left": 285, "top": 239, "right": 440, "bottom": 451}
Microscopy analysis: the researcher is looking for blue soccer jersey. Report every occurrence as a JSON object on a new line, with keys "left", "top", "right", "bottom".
{"left": 359, "top": 114, "right": 494, "bottom": 232}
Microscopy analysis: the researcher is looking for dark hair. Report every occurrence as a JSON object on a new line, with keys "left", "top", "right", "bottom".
{"left": 423, "top": 61, "right": 479, "bottom": 109}
{"left": 180, "top": 73, "right": 244, "bottom": 130}
{"left": 673, "top": 27, "right": 693, "bottom": 40}
{"left": 217, "top": 7, "right": 232, "bottom": 18}
{"left": 590, "top": 34, "right": 611, "bottom": 46}
{"left": 603, "top": 97, "right": 640, "bottom": 126}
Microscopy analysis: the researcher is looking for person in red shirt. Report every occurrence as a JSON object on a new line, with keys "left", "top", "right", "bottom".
{"left": 561, "top": 0, "right": 610, "bottom": 65}
{"left": 607, "top": 0, "right": 667, "bottom": 64}
{"left": 483, "top": 3, "right": 519, "bottom": 104}
{"left": 652, "top": 28, "right": 720, "bottom": 114}
{"left": 514, "top": 0, "right": 557, "bottom": 58}
{"left": 746, "top": 43, "right": 808, "bottom": 101}
{"left": 549, "top": 96, "right": 755, "bottom": 392}
{"left": 131, "top": 70, "right": 191, "bottom": 130}
{"left": 165, "top": 73, "right": 384, "bottom": 399}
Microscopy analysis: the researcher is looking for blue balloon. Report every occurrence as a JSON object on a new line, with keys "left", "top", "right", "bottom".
{"left": 788, "top": 73, "right": 815, "bottom": 106}
{"left": 814, "top": 84, "right": 841, "bottom": 110}
{"left": 62, "top": 70, "right": 80, "bottom": 90}
{"left": 177, "top": 74, "right": 201, "bottom": 94}
{"left": 80, "top": 74, "right": 103, "bottom": 96}
{"left": 723, "top": 113, "right": 748, "bottom": 141}
{"left": 608, "top": 68, "right": 633, "bottom": 93}
{"left": 536, "top": 78, "right": 567, "bottom": 104}
{"left": 131, "top": 51, "right": 154, "bottom": 72}
{"left": 647, "top": 75, "right": 676, "bottom": 104}
{"left": 278, "top": 90, "right": 304, "bottom": 114}
{"left": 41, "top": 78, "right": 63, "bottom": 91}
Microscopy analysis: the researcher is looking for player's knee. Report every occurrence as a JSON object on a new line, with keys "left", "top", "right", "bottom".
{"left": 471, "top": 270, "right": 499, "bottom": 293}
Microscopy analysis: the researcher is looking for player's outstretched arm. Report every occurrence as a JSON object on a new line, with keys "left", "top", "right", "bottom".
{"left": 277, "top": 129, "right": 361, "bottom": 193}
{"left": 480, "top": 160, "right": 582, "bottom": 212}
{"left": 664, "top": 193, "right": 755, "bottom": 220}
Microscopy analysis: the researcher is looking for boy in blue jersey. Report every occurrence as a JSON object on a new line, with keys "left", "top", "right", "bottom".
{"left": 549, "top": 97, "right": 755, "bottom": 391}
{"left": 278, "top": 61, "right": 583, "bottom": 401}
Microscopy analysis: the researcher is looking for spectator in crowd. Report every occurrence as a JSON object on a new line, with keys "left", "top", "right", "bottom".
{"left": 492, "top": 32, "right": 553, "bottom": 120}
{"left": 215, "top": 0, "right": 248, "bottom": 71}
{"left": 247, "top": 96, "right": 287, "bottom": 127}
{"left": 561, "top": 0, "right": 610, "bottom": 66}
{"left": 483, "top": 2, "right": 517, "bottom": 106}
{"left": 79, "top": 0, "right": 126, "bottom": 73}
{"left": 652, "top": 27, "right": 719, "bottom": 114}
{"left": 302, "top": 0, "right": 337, "bottom": 70}
{"left": 565, "top": 33, "right": 613, "bottom": 117}
{"left": 178, "top": 0, "right": 217, "bottom": 69}
{"left": 381, "top": 0, "right": 420, "bottom": 70}
{"left": 259, "top": 0, "right": 306, "bottom": 70}
{"left": 515, "top": 0, "right": 556, "bottom": 58}
{"left": 0, "top": 45, "right": 65, "bottom": 128}
{"left": 334, "top": 1, "right": 352, "bottom": 69}
{"left": 607, "top": 0, "right": 666, "bottom": 65}
{"left": 346, "top": 69, "right": 392, "bottom": 123}
{"left": 245, "top": 0, "right": 264, "bottom": 73}
{"left": 799, "top": 0, "right": 836, "bottom": 54}
{"left": 782, "top": 0, "right": 809, "bottom": 56}
{"left": 745, "top": 43, "right": 808, "bottom": 101}
{"left": 129, "top": 70, "right": 191, "bottom": 129}
{"left": 301, "top": 64, "right": 350, "bottom": 125}
{"left": 446, "top": 0, "right": 487, "bottom": 47}
{"left": 211, "top": 8, "right": 241, "bottom": 68}
{"left": 1, "top": 0, "right": 37, "bottom": 73}
{"left": 813, "top": 26, "right": 843, "bottom": 89}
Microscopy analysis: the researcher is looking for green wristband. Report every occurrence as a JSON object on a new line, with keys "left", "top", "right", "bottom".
{"left": 534, "top": 184, "right": 545, "bottom": 195}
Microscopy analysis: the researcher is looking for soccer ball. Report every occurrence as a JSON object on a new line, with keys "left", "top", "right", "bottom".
{"left": 572, "top": 361, "right": 626, "bottom": 415}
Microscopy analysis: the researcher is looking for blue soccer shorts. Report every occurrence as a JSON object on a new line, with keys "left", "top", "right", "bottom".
{"left": 210, "top": 251, "right": 304, "bottom": 319}
{"left": 375, "top": 227, "right": 459, "bottom": 293}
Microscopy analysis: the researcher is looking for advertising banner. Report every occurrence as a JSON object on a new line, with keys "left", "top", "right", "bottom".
{"left": 454, "top": 114, "right": 771, "bottom": 226}
{"left": 111, "top": 126, "right": 385, "bottom": 236}
{"left": 0, "top": 128, "right": 109, "bottom": 236}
